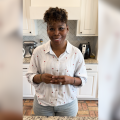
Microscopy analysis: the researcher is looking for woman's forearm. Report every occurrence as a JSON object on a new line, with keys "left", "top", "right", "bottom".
{"left": 33, "top": 74, "right": 82, "bottom": 86}
{"left": 70, "top": 77, "right": 82, "bottom": 86}
{"left": 33, "top": 74, "right": 42, "bottom": 84}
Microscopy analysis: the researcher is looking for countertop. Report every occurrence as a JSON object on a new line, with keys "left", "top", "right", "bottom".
{"left": 23, "top": 58, "right": 98, "bottom": 64}
{"left": 23, "top": 116, "right": 98, "bottom": 120}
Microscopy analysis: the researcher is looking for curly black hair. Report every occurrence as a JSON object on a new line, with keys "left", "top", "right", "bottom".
{"left": 43, "top": 7, "right": 68, "bottom": 25}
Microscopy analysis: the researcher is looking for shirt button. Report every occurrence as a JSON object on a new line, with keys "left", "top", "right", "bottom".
{"left": 57, "top": 70, "right": 58, "bottom": 72}
{"left": 56, "top": 99, "right": 57, "bottom": 101}
{"left": 57, "top": 59, "right": 59, "bottom": 61}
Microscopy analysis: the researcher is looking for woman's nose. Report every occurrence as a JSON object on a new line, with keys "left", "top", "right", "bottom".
{"left": 54, "top": 29, "right": 59, "bottom": 35}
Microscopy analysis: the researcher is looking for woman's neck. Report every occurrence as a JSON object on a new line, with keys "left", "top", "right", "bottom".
{"left": 50, "top": 40, "right": 67, "bottom": 51}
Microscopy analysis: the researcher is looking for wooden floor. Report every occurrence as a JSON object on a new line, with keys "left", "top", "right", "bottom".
{"left": 23, "top": 99, "right": 98, "bottom": 117}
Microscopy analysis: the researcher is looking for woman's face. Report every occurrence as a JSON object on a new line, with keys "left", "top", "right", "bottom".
{"left": 47, "top": 21, "right": 69, "bottom": 46}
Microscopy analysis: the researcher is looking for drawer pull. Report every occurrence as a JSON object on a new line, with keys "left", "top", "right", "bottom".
{"left": 86, "top": 68, "right": 92, "bottom": 70}
{"left": 23, "top": 68, "right": 28, "bottom": 69}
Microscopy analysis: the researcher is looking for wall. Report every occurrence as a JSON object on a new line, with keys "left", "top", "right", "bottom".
{"left": 23, "top": 20, "right": 98, "bottom": 56}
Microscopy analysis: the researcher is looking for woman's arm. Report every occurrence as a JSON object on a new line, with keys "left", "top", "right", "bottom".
{"left": 69, "top": 77, "right": 82, "bottom": 86}
{"left": 33, "top": 74, "right": 42, "bottom": 84}
{"left": 51, "top": 75, "right": 82, "bottom": 86}
{"left": 33, "top": 73, "right": 55, "bottom": 84}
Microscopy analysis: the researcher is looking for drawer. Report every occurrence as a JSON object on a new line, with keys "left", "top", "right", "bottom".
{"left": 23, "top": 64, "right": 29, "bottom": 72}
{"left": 85, "top": 64, "right": 98, "bottom": 72}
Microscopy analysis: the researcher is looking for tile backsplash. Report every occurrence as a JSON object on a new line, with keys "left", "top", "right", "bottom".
{"left": 23, "top": 20, "right": 98, "bottom": 57}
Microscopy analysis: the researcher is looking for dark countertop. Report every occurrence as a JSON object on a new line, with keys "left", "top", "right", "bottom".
{"left": 23, "top": 116, "right": 98, "bottom": 120}
{"left": 23, "top": 58, "right": 98, "bottom": 64}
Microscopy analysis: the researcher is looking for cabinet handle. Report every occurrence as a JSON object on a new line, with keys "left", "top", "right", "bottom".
{"left": 86, "top": 68, "right": 92, "bottom": 70}
{"left": 23, "top": 68, "right": 28, "bottom": 69}
{"left": 29, "top": 31, "right": 31, "bottom": 33}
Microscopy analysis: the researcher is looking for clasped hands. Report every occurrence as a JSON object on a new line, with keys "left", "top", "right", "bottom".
{"left": 41, "top": 73, "right": 72, "bottom": 85}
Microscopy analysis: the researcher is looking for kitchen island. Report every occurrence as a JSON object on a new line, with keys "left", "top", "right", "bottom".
{"left": 23, "top": 116, "right": 98, "bottom": 120}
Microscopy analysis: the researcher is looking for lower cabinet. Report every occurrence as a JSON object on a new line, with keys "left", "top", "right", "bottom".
{"left": 77, "top": 64, "right": 98, "bottom": 100}
{"left": 77, "top": 72, "right": 98, "bottom": 100}
{"left": 23, "top": 73, "right": 35, "bottom": 98}
{"left": 23, "top": 64, "right": 35, "bottom": 99}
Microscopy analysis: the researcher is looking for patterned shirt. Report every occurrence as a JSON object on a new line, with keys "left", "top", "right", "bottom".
{"left": 26, "top": 40, "right": 87, "bottom": 106}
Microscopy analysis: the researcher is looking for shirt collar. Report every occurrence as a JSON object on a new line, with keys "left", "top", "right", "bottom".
{"left": 65, "top": 40, "right": 72, "bottom": 54}
{"left": 45, "top": 40, "right": 72, "bottom": 54}
{"left": 45, "top": 40, "right": 51, "bottom": 54}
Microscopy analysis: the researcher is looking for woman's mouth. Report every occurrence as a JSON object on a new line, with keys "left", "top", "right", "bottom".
{"left": 53, "top": 38, "right": 61, "bottom": 41}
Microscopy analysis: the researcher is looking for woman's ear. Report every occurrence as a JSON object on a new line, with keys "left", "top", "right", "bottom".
{"left": 66, "top": 25, "right": 69, "bottom": 33}
{"left": 47, "top": 25, "right": 49, "bottom": 36}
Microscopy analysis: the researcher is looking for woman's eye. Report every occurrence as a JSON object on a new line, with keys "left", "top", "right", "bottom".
{"left": 50, "top": 28, "right": 54, "bottom": 31}
{"left": 59, "top": 27, "right": 64, "bottom": 30}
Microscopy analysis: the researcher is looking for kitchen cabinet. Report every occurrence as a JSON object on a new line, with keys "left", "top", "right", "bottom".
{"left": 30, "top": 0, "right": 81, "bottom": 20}
{"left": 23, "top": 64, "right": 35, "bottom": 99}
{"left": 23, "top": 0, "right": 38, "bottom": 36}
{"left": 77, "top": 64, "right": 98, "bottom": 100}
{"left": 76, "top": 0, "right": 98, "bottom": 36}
{"left": 31, "top": 0, "right": 80, "bottom": 7}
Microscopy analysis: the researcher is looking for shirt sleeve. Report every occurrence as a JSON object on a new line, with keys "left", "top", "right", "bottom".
{"left": 74, "top": 50, "right": 88, "bottom": 88}
{"left": 26, "top": 49, "right": 40, "bottom": 88}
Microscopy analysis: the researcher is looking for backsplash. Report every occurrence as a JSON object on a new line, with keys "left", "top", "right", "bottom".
{"left": 23, "top": 20, "right": 98, "bottom": 57}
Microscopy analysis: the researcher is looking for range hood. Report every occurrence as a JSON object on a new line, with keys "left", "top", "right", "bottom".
{"left": 30, "top": 0, "right": 81, "bottom": 20}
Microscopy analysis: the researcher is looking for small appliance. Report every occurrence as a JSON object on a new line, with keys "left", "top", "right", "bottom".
{"left": 23, "top": 41, "right": 37, "bottom": 58}
{"left": 78, "top": 42, "right": 91, "bottom": 59}
{"left": 23, "top": 48, "right": 25, "bottom": 58}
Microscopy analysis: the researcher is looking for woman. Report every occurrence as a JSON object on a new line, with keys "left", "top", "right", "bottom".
{"left": 26, "top": 7, "right": 87, "bottom": 117}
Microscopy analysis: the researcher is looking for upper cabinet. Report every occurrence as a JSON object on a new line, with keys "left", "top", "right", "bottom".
{"left": 31, "top": 0, "right": 80, "bottom": 7}
{"left": 23, "top": 0, "right": 38, "bottom": 36}
{"left": 30, "top": 0, "right": 81, "bottom": 20}
{"left": 23, "top": 0, "right": 98, "bottom": 36}
{"left": 76, "top": 0, "right": 98, "bottom": 36}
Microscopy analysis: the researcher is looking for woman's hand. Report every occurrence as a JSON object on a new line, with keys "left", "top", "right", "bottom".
{"left": 50, "top": 75, "right": 73, "bottom": 85}
{"left": 41, "top": 73, "right": 53, "bottom": 84}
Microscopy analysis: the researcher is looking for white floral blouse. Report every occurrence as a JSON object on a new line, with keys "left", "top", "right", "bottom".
{"left": 26, "top": 40, "right": 87, "bottom": 106}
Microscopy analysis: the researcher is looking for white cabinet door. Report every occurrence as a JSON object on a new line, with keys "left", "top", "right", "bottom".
{"left": 30, "top": 0, "right": 81, "bottom": 20}
{"left": 31, "top": 0, "right": 80, "bottom": 7}
{"left": 76, "top": 0, "right": 98, "bottom": 36}
{"left": 23, "top": 65, "right": 35, "bottom": 98}
{"left": 30, "top": 7, "right": 81, "bottom": 20}
{"left": 77, "top": 72, "right": 98, "bottom": 99}
{"left": 23, "top": 0, "right": 38, "bottom": 36}
{"left": 23, "top": 75, "right": 32, "bottom": 96}
{"left": 32, "top": 85, "right": 35, "bottom": 97}
{"left": 23, "top": 0, "right": 29, "bottom": 30}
